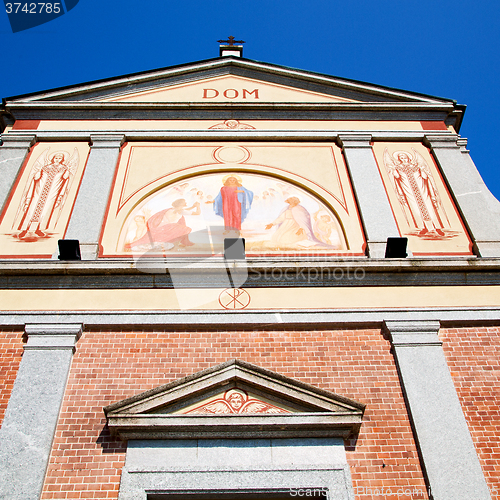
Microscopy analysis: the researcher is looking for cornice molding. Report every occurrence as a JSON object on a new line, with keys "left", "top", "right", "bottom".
{"left": 0, "top": 307, "right": 499, "bottom": 329}
{"left": 1, "top": 129, "right": 459, "bottom": 143}
{"left": 7, "top": 57, "right": 450, "bottom": 105}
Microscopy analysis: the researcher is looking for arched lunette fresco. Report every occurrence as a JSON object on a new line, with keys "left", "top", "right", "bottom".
{"left": 118, "top": 171, "right": 348, "bottom": 255}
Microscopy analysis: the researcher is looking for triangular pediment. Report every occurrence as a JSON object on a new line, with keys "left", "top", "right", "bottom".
{"left": 104, "top": 359, "right": 365, "bottom": 440}
{"left": 7, "top": 57, "right": 453, "bottom": 106}
{"left": 95, "top": 75, "right": 357, "bottom": 103}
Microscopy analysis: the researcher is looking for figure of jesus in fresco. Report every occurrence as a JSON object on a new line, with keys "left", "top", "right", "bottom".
{"left": 211, "top": 175, "right": 254, "bottom": 233}
{"left": 14, "top": 148, "right": 79, "bottom": 241}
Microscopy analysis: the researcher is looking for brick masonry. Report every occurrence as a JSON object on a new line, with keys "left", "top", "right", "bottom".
{"left": 38, "top": 328, "right": 428, "bottom": 500}
{"left": 441, "top": 327, "right": 500, "bottom": 500}
{"left": 3, "top": 325, "right": 499, "bottom": 499}
{"left": 0, "top": 331, "right": 24, "bottom": 426}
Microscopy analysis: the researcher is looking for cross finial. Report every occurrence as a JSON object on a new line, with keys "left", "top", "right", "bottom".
{"left": 217, "top": 36, "right": 245, "bottom": 46}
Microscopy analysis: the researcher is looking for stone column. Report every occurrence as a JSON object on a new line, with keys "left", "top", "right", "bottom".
{"left": 0, "top": 134, "right": 36, "bottom": 214}
{"left": 0, "top": 324, "right": 82, "bottom": 500}
{"left": 385, "top": 320, "right": 492, "bottom": 500}
{"left": 338, "top": 134, "right": 400, "bottom": 258}
{"left": 65, "top": 134, "right": 125, "bottom": 259}
{"left": 425, "top": 134, "right": 500, "bottom": 257}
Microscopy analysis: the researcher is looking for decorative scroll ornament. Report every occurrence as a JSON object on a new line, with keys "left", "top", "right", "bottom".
{"left": 209, "top": 120, "right": 255, "bottom": 130}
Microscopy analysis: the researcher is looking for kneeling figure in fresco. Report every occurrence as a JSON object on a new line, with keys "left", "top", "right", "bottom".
{"left": 125, "top": 198, "right": 200, "bottom": 251}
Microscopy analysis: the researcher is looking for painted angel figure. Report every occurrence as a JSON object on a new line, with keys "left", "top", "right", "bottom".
{"left": 185, "top": 389, "right": 290, "bottom": 414}
{"left": 14, "top": 148, "right": 79, "bottom": 240}
{"left": 383, "top": 148, "right": 448, "bottom": 236}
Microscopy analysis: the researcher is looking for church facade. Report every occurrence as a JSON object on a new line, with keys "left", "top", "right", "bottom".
{"left": 0, "top": 44, "right": 499, "bottom": 500}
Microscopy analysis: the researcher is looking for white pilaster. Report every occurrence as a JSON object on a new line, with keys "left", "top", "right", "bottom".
{"left": 65, "top": 134, "right": 125, "bottom": 259}
{"left": 338, "top": 134, "right": 400, "bottom": 257}
{"left": 385, "top": 320, "right": 492, "bottom": 500}
{"left": 425, "top": 134, "right": 500, "bottom": 257}
{"left": 0, "top": 134, "right": 36, "bottom": 214}
{"left": 0, "top": 324, "right": 82, "bottom": 500}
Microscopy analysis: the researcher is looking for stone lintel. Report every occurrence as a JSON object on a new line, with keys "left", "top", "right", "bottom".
{"left": 108, "top": 413, "right": 360, "bottom": 441}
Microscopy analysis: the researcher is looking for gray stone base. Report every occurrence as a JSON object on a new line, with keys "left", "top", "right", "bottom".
{"left": 79, "top": 243, "right": 100, "bottom": 260}
{"left": 474, "top": 240, "right": 500, "bottom": 258}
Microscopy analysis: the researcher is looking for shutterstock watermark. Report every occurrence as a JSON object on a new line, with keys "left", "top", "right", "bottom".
{"left": 132, "top": 227, "right": 366, "bottom": 309}
{"left": 250, "top": 265, "right": 365, "bottom": 283}
{"left": 134, "top": 228, "right": 248, "bottom": 310}
{"left": 3, "top": 0, "right": 79, "bottom": 32}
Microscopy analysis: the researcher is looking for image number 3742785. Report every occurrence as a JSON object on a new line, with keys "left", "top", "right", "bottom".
{"left": 3, "top": 1, "right": 79, "bottom": 33}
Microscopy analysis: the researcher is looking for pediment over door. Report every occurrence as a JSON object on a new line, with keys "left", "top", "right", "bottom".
{"left": 104, "top": 359, "right": 365, "bottom": 440}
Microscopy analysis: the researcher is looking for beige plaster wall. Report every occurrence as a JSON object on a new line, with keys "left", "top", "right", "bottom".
{"left": 0, "top": 285, "right": 498, "bottom": 311}
{"left": 35, "top": 120, "right": 428, "bottom": 131}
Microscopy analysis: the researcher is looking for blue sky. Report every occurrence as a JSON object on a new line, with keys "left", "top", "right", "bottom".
{"left": 1, "top": 0, "right": 499, "bottom": 199}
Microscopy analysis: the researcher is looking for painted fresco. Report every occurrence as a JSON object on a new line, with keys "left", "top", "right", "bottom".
{"left": 14, "top": 148, "right": 79, "bottom": 240}
{"left": 101, "top": 142, "right": 366, "bottom": 257}
{"left": 0, "top": 142, "right": 89, "bottom": 257}
{"left": 373, "top": 142, "right": 472, "bottom": 255}
{"left": 118, "top": 172, "right": 347, "bottom": 255}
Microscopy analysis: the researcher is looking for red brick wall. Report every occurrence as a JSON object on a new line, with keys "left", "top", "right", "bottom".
{"left": 0, "top": 331, "right": 24, "bottom": 426}
{"left": 441, "top": 327, "right": 500, "bottom": 500}
{"left": 40, "top": 328, "right": 428, "bottom": 500}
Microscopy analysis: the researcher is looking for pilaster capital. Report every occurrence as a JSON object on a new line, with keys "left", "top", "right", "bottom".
{"left": 337, "top": 134, "right": 373, "bottom": 149}
{"left": 0, "top": 133, "right": 37, "bottom": 149}
{"left": 384, "top": 320, "right": 441, "bottom": 347}
{"left": 24, "top": 323, "right": 82, "bottom": 351}
{"left": 423, "top": 133, "right": 460, "bottom": 150}
{"left": 456, "top": 138, "right": 470, "bottom": 153}
{"left": 90, "top": 134, "right": 125, "bottom": 149}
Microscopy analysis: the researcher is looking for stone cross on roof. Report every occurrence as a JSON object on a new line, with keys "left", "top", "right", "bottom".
{"left": 217, "top": 36, "right": 245, "bottom": 46}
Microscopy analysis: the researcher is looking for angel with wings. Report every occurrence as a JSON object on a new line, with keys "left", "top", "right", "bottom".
{"left": 185, "top": 389, "right": 290, "bottom": 414}
{"left": 383, "top": 148, "right": 448, "bottom": 236}
{"left": 14, "top": 148, "right": 79, "bottom": 240}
